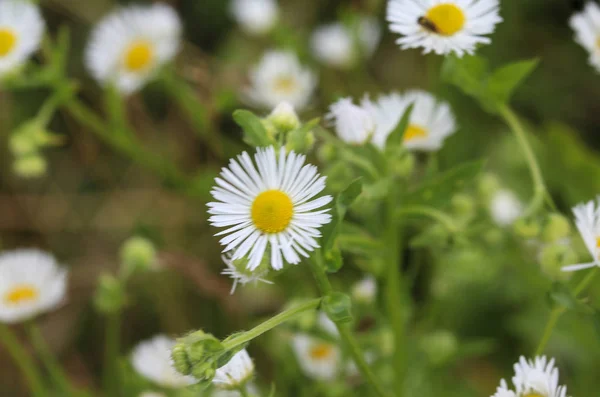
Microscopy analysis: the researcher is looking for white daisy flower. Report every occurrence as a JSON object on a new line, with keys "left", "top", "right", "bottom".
{"left": 230, "top": 0, "right": 278, "bottom": 36}
{"left": 492, "top": 356, "right": 568, "bottom": 397}
{"left": 570, "top": 2, "right": 600, "bottom": 73}
{"left": 221, "top": 254, "right": 273, "bottom": 294}
{"left": 292, "top": 334, "right": 340, "bottom": 381}
{"left": 0, "top": 249, "right": 67, "bottom": 324}
{"left": 139, "top": 392, "right": 166, "bottom": 397}
{"left": 245, "top": 51, "right": 317, "bottom": 110}
{"left": 351, "top": 276, "right": 377, "bottom": 303}
{"left": 317, "top": 312, "right": 339, "bottom": 337}
{"left": 490, "top": 190, "right": 523, "bottom": 227}
{"left": 386, "top": 0, "right": 502, "bottom": 56}
{"left": 327, "top": 97, "right": 375, "bottom": 145}
{"left": 85, "top": 3, "right": 182, "bottom": 95}
{"left": 360, "top": 92, "right": 405, "bottom": 149}
{"left": 311, "top": 17, "right": 381, "bottom": 69}
{"left": 213, "top": 349, "right": 255, "bottom": 390}
{"left": 131, "top": 335, "right": 195, "bottom": 388}
{"left": 0, "top": 0, "right": 45, "bottom": 77}
{"left": 208, "top": 146, "right": 332, "bottom": 271}
{"left": 563, "top": 196, "right": 600, "bottom": 272}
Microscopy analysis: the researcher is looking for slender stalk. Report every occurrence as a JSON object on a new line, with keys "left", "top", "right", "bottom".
{"left": 395, "top": 205, "right": 458, "bottom": 233}
{"left": 103, "top": 312, "right": 121, "bottom": 396}
{"left": 308, "top": 253, "right": 393, "bottom": 397}
{"left": 237, "top": 385, "right": 251, "bottom": 397}
{"left": 0, "top": 324, "right": 46, "bottom": 397}
{"left": 26, "top": 323, "right": 78, "bottom": 397}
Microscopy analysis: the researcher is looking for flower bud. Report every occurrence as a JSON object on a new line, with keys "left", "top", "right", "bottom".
{"left": 419, "top": 330, "right": 458, "bottom": 366}
{"left": 542, "top": 214, "right": 572, "bottom": 243}
{"left": 9, "top": 132, "right": 38, "bottom": 156}
{"left": 539, "top": 244, "right": 576, "bottom": 281}
{"left": 451, "top": 193, "right": 475, "bottom": 218}
{"left": 478, "top": 173, "right": 500, "bottom": 199}
{"left": 120, "top": 236, "right": 157, "bottom": 278}
{"left": 317, "top": 143, "right": 338, "bottom": 163}
{"left": 93, "top": 274, "right": 126, "bottom": 314}
{"left": 389, "top": 152, "right": 415, "bottom": 179}
{"left": 171, "top": 342, "right": 193, "bottom": 375}
{"left": 13, "top": 154, "right": 47, "bottom": 178}
{"left": 513, "top": 218, "right": 541, "bottom": 239}
{"left": 267, "top": 102, "right": 300, "bottom": 133}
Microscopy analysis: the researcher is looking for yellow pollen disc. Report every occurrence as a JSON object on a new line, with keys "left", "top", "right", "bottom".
{"left": 425, "top": 3, "right": 466, "bottom": 36}
{"left": 596, "top": 236, "right": 600, "bottom": 248}
{"left": 0, "top": 28, "right": 17, "bottom": 57}
{"left": 124, "top": 41, "right": 154, "bottom": 72}
{"left": 4, "top": 285, "right": 39, "bottom": 305}
{"left": 403, "top": 124, "right": 428, "bottom": 142}
{"left": 273, "top": 76, "right": 298, "bottom": 95}
{"left": 309, "top": 343, "right": 333, "bottom": 360}
{"left": 251, "top": 190, "right": 294, "bottom": 234}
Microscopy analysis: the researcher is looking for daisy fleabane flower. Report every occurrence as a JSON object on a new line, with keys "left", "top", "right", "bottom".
{"left": 208, "top": 146, "right": 332, "bottom": 271}
{"left": 0, "top": 249, "right": 67, "bottom": 324}
{"left": 570, "top": 2, "right": 600, "bottom": 73}
{"left": 0, "top": 0, "right": 45, "bottom": 77}
{"left": 491, "top": 356, "right": 568, "bottom": 397}
{"left": 327, "top": 97, "right": 375, "bottom": 145}
{"left": 213, "top": 349, "right": 255, "bottom": 390}
{"left": 386, "top": 0, "right": 502, "bottom": 56}
{"left": 490, "top": 190, "right": 523, "bottom": 227}
{"left": 230, "top": 0, "right": 278, "bottom": 36}
{"left": 131, "top": 335, "right": 195, "bottom": 388}
{"left": 292, "top": 334, "right": 340, "bottom": 381}
{"left": 245, "top": 51, "right": 317, "bottom": 110}
{"left": 563, "top": 196, "right": 600, "bottom": 272}
{"left": 85, "top": 3, "right": 182, "bottom": 95}
{"left": 221, "top": 254, "right": 273, "bottom": 294}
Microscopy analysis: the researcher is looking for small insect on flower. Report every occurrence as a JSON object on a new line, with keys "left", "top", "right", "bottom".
{"left": 208, "top": 146, "right": 332, "bottom": 272}
{"left": 292, "top": 334, "right": 341, "bottom": 381}
{"left": 563, "top": 196, "right": 600, "bottom": 272}
{"left": 213, "top": 349, "right": 255, "bottom": 390}
{"left": 491, "top": 356, "right": 568, "bottom": 397}
{"left": 0, "top": 249, "right": 67, "bottom": 324}
{"left": 245, "top": 51, "right": 318, "bottom": 110}
{"left": 387, "top": 0, "right": 502, "bottom": 56}
{"left": 0, "top": 0, "right": 45, "bottom": 77}
{"left": 131, "top": 335, "right": 195, "bottom": 388}
{"left": 85, "top": 3, "right": 182, "bottom": 95}
{"left": 570, "top": 2, "right": 600, "bottom": 73}
{"left": 230, "top": 0, "right": 279, "bottom": 36}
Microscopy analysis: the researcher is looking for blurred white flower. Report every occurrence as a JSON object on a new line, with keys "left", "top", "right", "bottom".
{"left": 221, "top": 254, "right": 273, "bottom": 294}
{"left": 327, "top": 97, "right": 375, "bottom": 145}
{"left": 351, "top": 276, "right": 377, "bottom": 304}
{"left": 361, "top": 92, "right": 405, "bottom": 149}
{"left": 139, "top": 392, "right": 166, "bottom": 397}
{"left": 292, "top": 334, "right": 340, "bottom": 381}
{"left": 213, "top": 349, "right": 254, "bottom": 390}
{"left": 491, "top": 356, "right": 567, "bottom": 397}
{"left": 230, "top": 0, "right": 278, "bottom": 36}
{"left": 563, "top": 196, "right": 600, "bottom": 272}
{"left": 85, "top": 4, "right": 181, "bottom": 95}
{"left": 570, "top": 2, "right": 600, "bottom": 73}
{"left": 490, "top": 190, "right": 523, "bottom": 227}
{"left": 0, "top": 0, "right": 44, "bottom": 77}
{"left": 131, "top": 335, "right": 195, "bottom": 388}
{"left": 0, "top": 249, "right": 67, "bottom": 324}
{"left": 245, "top": 51, "right": 317, "bottom": 110}
{"left": 208, "top": 146, "right": 332, "bottom": 271}
{"left": 311, "top": 17, "right": 381, "bottom": 69}
{"left": 387, "top": 0, "right": 502, "bottom": 57}
{"left": 267, "top": 102, "right": 300, "bottom": 131}
{"left": 317, "top": 312, "right": 339, "bottom": 337}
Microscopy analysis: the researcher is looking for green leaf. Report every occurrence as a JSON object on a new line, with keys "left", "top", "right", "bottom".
{"left": 322, "top": 292, "right": 353, "bottom": 324}
{"left": 286, "top": 118, "right": 319, "bottom": 153}
{"left": 488, "top": 59, "right": 539, "bottom": 105}
{"left": 402, "top": 160, "right": 484, "bottom": 208}
{"left": 386, "top": 103, "right": 414, "bottom": 148}
{"left": 322, "top": 246, "right": 343, "bottom": 273}
{"left": 233, "top": 110, "right": 273, "bottom": 147}
{"left": 547, "top": 282, "right": 578, "bottom": 310}
{"left": 338, "top": 222, "right": 383, "bottom": 256}
{"left": 441, "top": 55, "right": 489, "bottom": 100}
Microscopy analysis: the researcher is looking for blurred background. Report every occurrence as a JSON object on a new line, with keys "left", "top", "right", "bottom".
{"left": 1, "top": 0, "right": 600, "bottom": 395}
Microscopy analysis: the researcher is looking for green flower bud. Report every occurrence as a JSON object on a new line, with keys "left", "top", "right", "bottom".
{"left": 171, "top": 342, "right": 193, "bottom": 375}
{"left": 542, "top": 214, "right": 572, "bottom": 243}
{"left": 93, "top": 274, "right": 126, "bottom": 314}
{"left": 513, "top": 218, "right": 541, "bottom": 239}
{"left": 13, "top": 155, "right": 47, "bottom": 178}
{"left": 539, "top": 244, "right": 576, "bottom": 281}
{"left": 389, "top": 152, "right": 415, "bottom": 178}
{"left": 120, "top": 236, "right": 157, "bottom": 277}
{"left": 451, "top": 193, "right": 475, "bottom": 218}
{"left": 478, "top": 173, "right": 500, "bottom": 199}
{"left": 419, "top": 330, "right": 458, "bottom": 366}
{"left": 9, "top": 132, "right": 38, "bottom": 156}
{"left": 378, "top": 328, "right": 395, "bottom": 356}
{"left": 184, "top": 330, "right": 225, "bottom": 363}
{"left": 317, "top": 143, "right": 338, "bottom": 163}
{"left": 483, "top": 229, "right": 504, "bottom": 246}
{"left": 267, "top": 102, "right": 300, "bottom": 133}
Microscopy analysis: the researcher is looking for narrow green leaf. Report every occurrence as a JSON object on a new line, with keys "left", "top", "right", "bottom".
{"left": 321, "top": 179, "right": 363, "bottom": 257}
{"left": 547, "top": 282, "right": 578, "bottom": 310}
{"left": 441, "top": 55, "right": 489, "bottom": 99}
{"left": 286, "top": 117, "right": 319, "bottom": 152}
{"left": 322, "top": 292, "right": 353, "bottom": 324}
{"left": 488, "top": 59, "right": 539, "bottom": 105}
{"left": 232, "top": 110, "right": 273, "bottom": 147}
{"left": 386, "top": 103, "right": 414, "bottom": 148}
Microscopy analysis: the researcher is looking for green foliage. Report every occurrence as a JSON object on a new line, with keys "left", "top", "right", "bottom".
{"left": 233, "top": 109, "right": 274, "bottom": 147}
{"left": 385, "top": 104, "right": 414, "bottom": 148}
{"left": 322, "top": 292, "right": 353, "bottom": 324}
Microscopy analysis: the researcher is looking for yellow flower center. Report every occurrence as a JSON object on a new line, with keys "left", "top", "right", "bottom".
{"left": 309, "top": 343, "right": 334, "bottom": 360}
{"left": 273, "top": 76, "right": 298, "bottom": 95}
{"left": 425, "top": 3, "right": 466, "bottom": 36}
{"left": 251, "top": 190, "right": 294, "bottom": 234}
{"left": 0, "top": 28, "right": 17, "bottom": 57}
{"left": 403, "top": 124, "right": 428, "bottom": 142}
{"left": 124, "top": 40, "right": 154, "bottom": 72}
{"left": 4, "top": 285, "right": 39, "bottom": 305}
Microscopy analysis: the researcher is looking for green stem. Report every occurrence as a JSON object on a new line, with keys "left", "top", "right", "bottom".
{"left": 534, "top": 268, "right": 598, "bottom": 355}
{"left": 26, "top": 323, "right": 78, "bottom": 397}
{"left": 103, "top": 312, "right": 121, "bottom": 395}
{"left": 395, "top": 205, "right": 459, "bottom": 233}
{"left": 237, "top": 385, "right": 251, "bottom": 397}
{"left": 499, "top": 105, "right": 556, "bottom": 215}
{"left": 223, "top": 299, "right": 321, "bottom": 350}
{"left": 0, "top": 324, "right": 46, "bottom": 397}
{"left": 308, "top": 253, "right": 393, "bottom": 397}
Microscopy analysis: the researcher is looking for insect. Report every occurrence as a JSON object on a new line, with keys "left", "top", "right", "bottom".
{"left": 417, "top": 16, "right": 439, "bottom": 34}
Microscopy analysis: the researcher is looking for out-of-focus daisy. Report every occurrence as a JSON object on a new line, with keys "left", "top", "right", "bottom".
{"left": 0, "top": 0, "right": 45, "bottom": 77}
{"left": 570, "top": 2, "right": 600, "bottom": 73}
{"left": 317, "top": 312, "right": 339, "bottom": 337}
{"left": 208, "top": 146, "right": 332, "bottom": 271}
{"left": 230, "top": 0, "right": 278, "bottom": 36}
{"left": 213, "top": 349, "right": 255, "bottom": 390}
{"left": 131, "top": 335, "right": 195, "bottom": 388}
{"left": 311, "top": 17, "right": 381, "bottom": 69}
{"left": 351, "top": 276, "right": 377, "bottom": 303}
{"left": 563, "top": 196, "right": 600, "bottom": 272}
{"left": 0, "top": 249, "right": 67, "bottom": 324}
{"left": 491, "top": 356, "right": 567, "bottom": 397}
{"left": 360, "top": 92, "right": 405, "bottom": 149}
{"left": 327, "top": 97, "right": 375, "bottom": 145}
{"left": 85, "top": 4, "right": 182, "bottom": 95}
{"left": 490, "top": 190, "right": 523, "bottom": 227}
{"left": 245, "top": 51, "right": 317, "bottom": 110}
{"left": 139, "top": 392, "right": 166, "bottom": 397}
{"left": 386, "top": 0, "right": 502, "bottom": 56}
{"left": 292, "top": 334, "right": 340, "bottom": 381}
{"left": 221, "top": 254, "right": 273, "bottom": 294}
